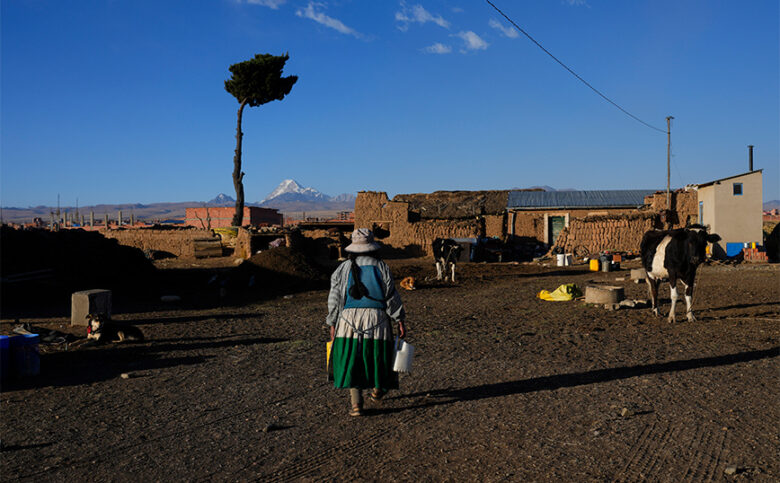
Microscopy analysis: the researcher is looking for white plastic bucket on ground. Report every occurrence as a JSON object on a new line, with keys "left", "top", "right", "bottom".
{"left": 565, "top": 254, "right": 573, "bottom": 266}
{"left": 556, "top": 254, "right": 566, "bottom": 266}
{"left": 392, "top": 338, "right": 414, "bottom": 373}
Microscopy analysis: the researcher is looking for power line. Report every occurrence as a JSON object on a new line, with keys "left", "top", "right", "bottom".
{"left": 485, "top": 0, "right": 666, "bottom": 134}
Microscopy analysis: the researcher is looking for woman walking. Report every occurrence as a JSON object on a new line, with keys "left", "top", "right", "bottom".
{"left": 326, "top": 228, "right": 407, "bottom": 416}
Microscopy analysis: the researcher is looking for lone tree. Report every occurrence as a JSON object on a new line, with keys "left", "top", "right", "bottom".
{"left": 225, "top": 53, "right": 297, "bottom": 226}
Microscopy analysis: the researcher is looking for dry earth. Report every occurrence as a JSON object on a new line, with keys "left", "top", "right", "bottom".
{"left": 1, "top": 257, "right": 778, "bottom": 482}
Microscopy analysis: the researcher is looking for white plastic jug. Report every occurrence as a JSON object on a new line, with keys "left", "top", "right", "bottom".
{"left": 392, "top": 337, "right": 414, "bottom": 373}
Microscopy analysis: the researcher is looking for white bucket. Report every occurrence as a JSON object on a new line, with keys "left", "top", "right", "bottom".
{"left": 556, "top": 254, "right": 566, "bottom": 266}
{"left": 565, "top": 254, "right": 573, "bottom": 266}
{"left": 392, "top": 338, "right": 414, "bottom": 373}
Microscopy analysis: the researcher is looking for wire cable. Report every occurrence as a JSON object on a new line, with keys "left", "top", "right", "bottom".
{"left": 485, "top": 0, "right": 666, "bottom": 134}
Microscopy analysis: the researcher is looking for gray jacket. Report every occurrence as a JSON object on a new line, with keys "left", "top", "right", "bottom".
{"left": 326, "top": 256, "right": 405, "bottom": 327}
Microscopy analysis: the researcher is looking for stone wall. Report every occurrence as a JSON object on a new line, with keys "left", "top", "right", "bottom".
{"left": 101, "top": 227, "right": 214, "bottom": 258}
{"left": 551, "top": 212, "right": 659, "bottom": 256}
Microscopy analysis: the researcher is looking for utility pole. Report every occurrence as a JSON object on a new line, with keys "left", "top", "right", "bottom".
{"left": 666, "top": 116, "right": 674, "bottom": 210}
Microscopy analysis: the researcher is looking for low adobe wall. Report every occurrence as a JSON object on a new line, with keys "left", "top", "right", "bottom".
{"left": 101, "top": 228, "right": 214, "bottom": 258}
{"left": 552, "top": 212, "right": 659, "bottom": 256}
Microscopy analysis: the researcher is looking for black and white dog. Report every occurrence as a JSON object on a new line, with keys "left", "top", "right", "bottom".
{"left": 432, "top": 238, "right": 463, "bottom": 283}
{"left": 86, "top": 314, "right": 145, "bottom": 343}
{"left": 640, "top": 225, "right": 721, "bottom": 323}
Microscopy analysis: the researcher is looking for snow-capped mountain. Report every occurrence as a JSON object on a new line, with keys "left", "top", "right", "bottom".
{"left": 207, "top": 193, "right": 235, "bottom": 206}
{"left": 257, "top": 179, "right": 355, "bottom": 211}
{"left": 261, "top": 179, "right": 327, "bottom": 204}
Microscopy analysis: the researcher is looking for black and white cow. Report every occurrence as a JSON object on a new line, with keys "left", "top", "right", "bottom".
{"left": 640, "top": 224, "right": 721, "bottom": 323}
{"left": 432, "top": 238, "right": 463, "bottom": 282}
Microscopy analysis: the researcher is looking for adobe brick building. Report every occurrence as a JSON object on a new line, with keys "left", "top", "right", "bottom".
{"left": 185, "top": 206, "right": 283, "bottom": 229}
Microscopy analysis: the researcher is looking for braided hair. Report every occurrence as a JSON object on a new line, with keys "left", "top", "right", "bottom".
{"left": 347, "top": 251, "right": 380, "bottom": 300}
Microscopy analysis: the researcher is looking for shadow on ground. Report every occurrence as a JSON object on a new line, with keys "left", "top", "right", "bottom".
{"left": 383, "top": 347, "right": 780, "bottom": 413}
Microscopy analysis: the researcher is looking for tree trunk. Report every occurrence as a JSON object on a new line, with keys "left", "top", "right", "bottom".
{"left": 232, "top": 100, "right": 248, "bottom": 226}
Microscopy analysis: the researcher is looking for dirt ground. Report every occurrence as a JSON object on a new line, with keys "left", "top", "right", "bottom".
{"left": 1, "top": 256, "right": 778, "bottom": 482}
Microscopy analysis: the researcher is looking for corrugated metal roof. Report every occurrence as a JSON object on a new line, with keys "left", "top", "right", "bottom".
{"left": 507, "top": 190, "right": 656, "bottom": 209}
{"left": 697, "top": 169, "right": 762, "bottom": 188}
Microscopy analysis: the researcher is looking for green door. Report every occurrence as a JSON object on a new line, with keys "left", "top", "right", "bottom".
{"left": 549, "top": 216, "right": 565, "bottom": 245}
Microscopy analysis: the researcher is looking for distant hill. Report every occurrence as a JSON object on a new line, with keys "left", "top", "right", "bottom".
{"left": 513, "top": 186, "right": 577, "bottom": 192}
{"left": 0, "top": 181, "right": 357, "bottom": 224}
{"left": 764, "top": 200, "right": 780, "bottom": 210}
{"left": 208, "top": 193, "right": 235, "bottom": 206}
{"left": 1, "top": 202, "right": 196, "bottom": 224}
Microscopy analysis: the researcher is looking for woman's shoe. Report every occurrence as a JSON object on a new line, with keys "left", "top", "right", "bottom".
{"left": 349, "top": 404, "right": 363, "bottom": 417}
{"left": 367, "top": 389, "right": 384, "bottom": 403}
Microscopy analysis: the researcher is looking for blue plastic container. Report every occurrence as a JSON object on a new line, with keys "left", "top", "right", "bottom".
{"left": 726, "top": 243, "right": 744, "bottom": 258}
{"left": 9, "top": 334, "right": 40, "bottom": 377}
{"left": 0, "top": 335, "right": 10, "bottom": 380}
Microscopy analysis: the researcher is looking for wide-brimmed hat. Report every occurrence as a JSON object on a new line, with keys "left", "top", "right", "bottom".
{"left": 345, "top": 228, "right": 381, "bottom": 253}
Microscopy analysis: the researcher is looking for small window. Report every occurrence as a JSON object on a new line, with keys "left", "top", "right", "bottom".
{"left": 733, "top": 183, "right": 743, "bottom": 195}
{"left": 698, "top": 201, "right": 703, "bottom": 224}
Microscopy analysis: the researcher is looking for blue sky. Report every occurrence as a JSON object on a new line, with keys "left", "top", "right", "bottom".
{"left": 2, "top": 0, "right": 778, "bottom": 207}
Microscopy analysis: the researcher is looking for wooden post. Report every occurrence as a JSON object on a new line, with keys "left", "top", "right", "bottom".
{"left": 118, "top": 210, "right": 122, "bottom": 227}
{"left": 90, "top": 211, "right": 94, "bottom": 227}
{"left": 666, "top": 116, "right": 673, "bottom": 211}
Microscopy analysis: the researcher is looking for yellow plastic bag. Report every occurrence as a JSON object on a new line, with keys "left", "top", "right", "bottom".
{"left": 537, "top": 283, "right": 582, "bottom": 301}
{"left": 326, "top": 341, "right": 334, "bottom": 381}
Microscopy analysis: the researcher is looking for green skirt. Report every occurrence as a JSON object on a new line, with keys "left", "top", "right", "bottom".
{"left": 332, "top": 307, "right": 398, "bottom": 391}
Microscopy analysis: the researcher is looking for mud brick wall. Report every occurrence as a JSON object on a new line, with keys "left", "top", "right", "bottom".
{"left": 484, "top": 214, "right": 506, "bottom": 239}
{"left": 354, "top": 191, "right": 393, "bottom": 228}
{"left": 101, "top": 228, "right": 214, "bottom": 258}
{"left": 510, "top": 208, "right": 638, "bottom": 244}
{"left": 393, "top": 191, "right": 509, "bottom": 219}
{"left": 644, "top": 190, "right": 698, "bottom": 228}
{"left": 355, "top": 191, "right": 482, "bottom": 255}
{"left": 552, "top": 213, "right": 658, "bottom": 255}
{"left": 235, "top": 228, "right": 253, "bottom": 259}
{"left": 511, "top": 212, "right": 545, "bottom": 242}
{"left": 398, "top": 220, "right": 481, "bottom": 255}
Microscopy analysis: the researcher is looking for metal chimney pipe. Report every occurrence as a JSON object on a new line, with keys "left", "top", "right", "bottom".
{"left": 748, "top": 145, "right": 754, "bottom": 171}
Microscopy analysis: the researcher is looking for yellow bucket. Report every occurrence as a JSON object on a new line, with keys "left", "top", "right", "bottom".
{"left": 589, "top": 259, "right": 600, "bottom": 271}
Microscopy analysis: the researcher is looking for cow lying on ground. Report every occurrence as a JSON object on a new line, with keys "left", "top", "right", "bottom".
{"left": 640, "top": 224, "right": 721, "bottom": 323}
{"left": 432, "top": 238, "right": 463, "bottom": 282}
